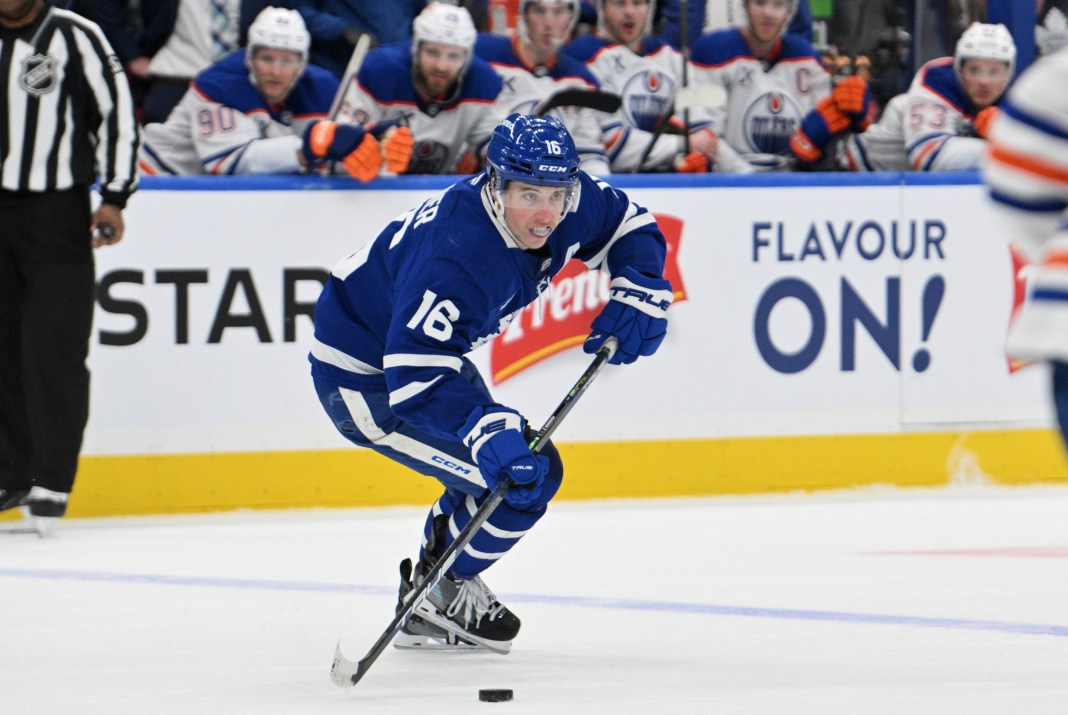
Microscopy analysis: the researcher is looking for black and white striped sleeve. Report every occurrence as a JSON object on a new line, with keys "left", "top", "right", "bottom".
{"left": 68, "top": 10, "right": 140, "bottom": 207}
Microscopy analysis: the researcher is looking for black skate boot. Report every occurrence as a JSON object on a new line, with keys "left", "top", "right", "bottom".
{"left": 393, "top": 557, "right": 481, "bottom": 651}
{"left": 405, "top": 514, "right": 520, "bottom": 654}
{"left": 0, "top": 488, "right": 29, "bottom": 513}
{"left": 23, "top": 486, "right": 68, "bottom": 517}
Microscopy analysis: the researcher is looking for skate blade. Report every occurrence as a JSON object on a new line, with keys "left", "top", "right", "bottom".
{"left": 0, "top": 508, "right": 55, "bottom": 538}
{"left": 412, "top": 603, "right": 513, "bottom": 655}
{"left": 392, "top": 631, "right": 485, "bottom": 652}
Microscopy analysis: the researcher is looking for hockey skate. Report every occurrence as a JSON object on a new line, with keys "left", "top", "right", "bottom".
{"left": 393, "top": 515, "right": 520, "bottom": 654}
{"left": 393, "top": 557, "right": 482, "bottom": 652}
{"left": 0, "top": 488, "right": 29, "bottom": 513}
{"left": 0, "top": 487, "right": 58, "bottom": 537}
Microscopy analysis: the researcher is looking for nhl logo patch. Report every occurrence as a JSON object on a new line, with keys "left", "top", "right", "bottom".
{"left": 20, "top": 54, "right": 58, "bottom": 96}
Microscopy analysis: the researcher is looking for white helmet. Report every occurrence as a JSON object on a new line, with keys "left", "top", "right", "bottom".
{"left": 596, "top": 0, "right": 658, "bottom": 43}
{"left": 518, "top": 0, "right": 579, "bottom": 49}
{"left": 954, "top": 22, "right": 1016, "bottom": 78}
{"left": 247, "top": 7, "right": 310, "bottom": 60}
{"left": 413, "top": 2, "right": 478, "bottom": 53}
{"left": 245, "top": 7, "right": 310, "bottom": 100}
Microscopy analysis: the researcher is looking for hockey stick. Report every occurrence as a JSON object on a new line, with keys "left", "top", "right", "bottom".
{"left": 632, "top": 83, "right": 728, "bottom": 171}
{"left": 679, "top": 0, "right": 690, "bottom": 154}
{"left": 329, "top": 339, "right": 618, "bottom": 688}
{"left": 329, "top": 32, "right": 373, "bottom": 122}
{"left": 536, "top": 88, "right": 622, "bottom": 115}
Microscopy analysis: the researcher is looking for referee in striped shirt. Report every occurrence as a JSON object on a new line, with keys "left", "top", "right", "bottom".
{"left": 0, "top": 0, "right": 139, "bottom": 524}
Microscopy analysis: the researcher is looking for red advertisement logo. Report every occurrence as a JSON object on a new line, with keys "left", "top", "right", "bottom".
{"left": 1008, "top": 243, "right": 1032, "bottom": 374}
{"left": 488, "top": 213, "right": 688, "bottom": 385}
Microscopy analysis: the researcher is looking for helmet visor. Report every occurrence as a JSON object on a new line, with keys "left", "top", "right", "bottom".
{"left": 496, "top": 180, "right": 577, "bottom": 217}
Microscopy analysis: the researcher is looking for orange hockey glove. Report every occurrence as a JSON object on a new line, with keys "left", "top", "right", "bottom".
{"left": 831, "top": 75, "right": 871, "bottom": 116}
{"left": 302, "top": 120, "right": 382, "bottom": 182}
{"left": 974, "top": 106, "right": 1002, "bottom": 139}
{"left": 380, "top": 125, "right": 414, "bottom": 174}
{"left": 674, "top": 151, "right": 710, "bottom": 173}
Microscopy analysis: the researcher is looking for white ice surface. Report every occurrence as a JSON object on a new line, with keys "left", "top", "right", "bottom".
{"left": 2, "top": 485, "right": 1067, "bottom": 714}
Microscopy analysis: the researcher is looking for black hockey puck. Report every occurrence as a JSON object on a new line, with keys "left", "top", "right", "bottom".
{"left": 479, "top": 689, "right": 513, "bottom": 702}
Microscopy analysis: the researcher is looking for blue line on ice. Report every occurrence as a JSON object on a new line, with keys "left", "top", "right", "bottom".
{"left": 3, "top": 566, "right": 1065, "bottom": 638}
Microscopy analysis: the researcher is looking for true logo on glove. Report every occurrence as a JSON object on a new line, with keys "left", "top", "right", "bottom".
{"left": 611, "top": 285, "right": 672, "bottom": 311}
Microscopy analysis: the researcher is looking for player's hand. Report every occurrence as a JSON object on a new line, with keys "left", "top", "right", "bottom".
{"left": 584, "top": 266, "right": 673, "bottom": 365}
{"left": 91, "top": 203, "right": 124, "bottom": 248}
{"left": 831, "top": 75, "right": 871, "bottom": 120}
{"left": 302, "top": 120, "right": 382, "bottom": 181}
{"left": 973, "top": 106, "right": 1001, "bottom": 139}
{"left": 380, "top": 125, "right": 414, "bottom": 173}
{"left": 687, "top": 126, "right": 718, "bottom": 163}
{"left": 674, "top": 150, "right": 709, "bottom": 173}
{"left": 463, "top": 407, "right": 548, "bottom": 509}
{"left": 789, "top": 127, "right": 822, "bottom": 163}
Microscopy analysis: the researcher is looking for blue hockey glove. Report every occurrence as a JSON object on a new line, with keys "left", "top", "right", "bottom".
{"left": 461, "top": 407, "right": 549, "bottom": 509}
{"left": 584, "top": 266, "right": 673, "bottom": 365}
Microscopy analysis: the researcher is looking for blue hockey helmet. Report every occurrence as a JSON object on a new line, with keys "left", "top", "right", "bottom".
{"left": 486, "top": 113, "right": 581, "bottom": 188}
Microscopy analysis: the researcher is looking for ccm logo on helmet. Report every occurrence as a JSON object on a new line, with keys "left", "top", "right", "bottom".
{"left": 537, "top": 164, "right": 567, "bottom": 172}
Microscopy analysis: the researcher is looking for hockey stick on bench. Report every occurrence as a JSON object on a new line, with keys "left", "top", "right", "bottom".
{"left": 329, "top": 32, "right": 373, "bottom": 122}
{"left": 633, "top": 83, "right": 728, "bottom": 172}
{"left": 329, "top": 338, "right": 618, "bottom": 689}
{"left": 536, "top": 88, "right": 622, "bottom": 115}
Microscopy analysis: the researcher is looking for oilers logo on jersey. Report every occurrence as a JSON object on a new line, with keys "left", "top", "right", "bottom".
{"left": 408, "top": 140, "right": 452, "bottom": 174}
{"left": 742, "top": 91, "right": 802, "bottom": 155}
{"left": 620, "top": 70, "right": 676, "bottom": 131}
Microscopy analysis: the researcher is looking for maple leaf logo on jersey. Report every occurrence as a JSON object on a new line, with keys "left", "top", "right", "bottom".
{"left": 20, "top": 54, "right": 57, "bottom": 96}
{"left": 487, "top": 214, "right": 688, "bottom": 384}
{"left": 1036, "top": 8, "right": 1068, "bottom": 57}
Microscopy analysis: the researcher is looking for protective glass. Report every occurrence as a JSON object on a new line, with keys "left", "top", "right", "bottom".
{"left": 496, "top": 182, "right": 577, "bottom": 216}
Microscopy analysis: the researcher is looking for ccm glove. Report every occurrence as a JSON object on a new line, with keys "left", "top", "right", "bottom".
{"left": 462, "top": 407, "right": 548, "bottom": 509}
{"left": 584, "top": 266, "right": 673, "bottom": 365}
{"left": 302, "top": 120, "right": 382, "bottom": 181}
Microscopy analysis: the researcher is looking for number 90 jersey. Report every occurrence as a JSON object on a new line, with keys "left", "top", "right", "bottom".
{"left": 309, "top": 171, "right": 667, "bottom": 441}
{"left": 139, "top": 50, "right": 337, "bottom": 175}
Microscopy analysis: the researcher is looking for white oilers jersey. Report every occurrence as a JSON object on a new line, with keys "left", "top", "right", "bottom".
{"left": 841, "top": 93, "right": 909, "bottom": 172}
{"left": 139, "top": 49, "right": 337, "bottom": 175}
{"left": 309, "top": 171, "right": 666, "bottom": 440}
{"left": 689, "top": 28, "right": 830, "bottom": 171}
{"left": 565, "top": 35, "right": 701, "bottom": 171}
{"left": 338, "top": 44, "right": 505, "bottom": 174}
{"left": 901, "top": 58, "right": 993, "bottom": 171}
{"left": 475, "top": 33, "right": 611, "bottom": 175}
{"left": 983, "top": 50, "right": 1068, "bottom": 361}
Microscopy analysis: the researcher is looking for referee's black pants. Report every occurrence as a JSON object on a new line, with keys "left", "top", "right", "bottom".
{"left": 0, "top": 188, "right": 94, "bottom": 494}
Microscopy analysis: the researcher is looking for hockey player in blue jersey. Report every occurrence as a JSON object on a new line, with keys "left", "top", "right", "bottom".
{"left": 310, "top": 113, "right": 672, "bottom": 652}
